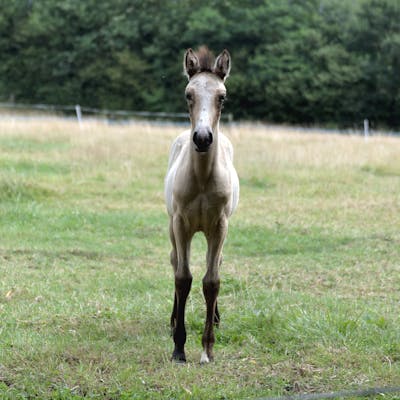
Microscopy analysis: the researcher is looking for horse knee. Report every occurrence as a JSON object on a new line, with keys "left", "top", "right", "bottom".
{"left": 175, "top": 274, "right": 193, "bottom": 298}
{"left": 202, "top": 277, "right": 220, "bottom": 298}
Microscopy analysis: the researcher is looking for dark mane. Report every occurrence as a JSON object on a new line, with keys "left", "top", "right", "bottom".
{"left": 196, "top": 46, "right": 215, "bottom": 73}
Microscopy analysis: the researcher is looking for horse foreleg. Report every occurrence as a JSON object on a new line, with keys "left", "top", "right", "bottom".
{"left": 201, "top": 217, "right": 227, "bottom": 364}
{"left": 173, "top": 274, "right": 192, "bottom": 362}
{"left": 169, "top": 219, "right": 178, "bottom": 334}
{"left": 171, "top": 214, "right": 192, "bottom": 363}
{"left": 201, "top": 277, "right": 220, "bottom": 363}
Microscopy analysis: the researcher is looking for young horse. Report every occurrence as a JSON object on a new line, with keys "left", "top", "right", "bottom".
{"left": 165, "top": 47, "right": 239, "bottom": 363}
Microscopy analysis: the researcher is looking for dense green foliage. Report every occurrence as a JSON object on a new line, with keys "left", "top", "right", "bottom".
{"left": 1, "top": 0, "right": 399, "bottom": 128}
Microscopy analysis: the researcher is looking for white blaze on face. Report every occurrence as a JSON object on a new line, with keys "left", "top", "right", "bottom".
{"left": 185, "top": 73, "right": 226, "bottom": 138}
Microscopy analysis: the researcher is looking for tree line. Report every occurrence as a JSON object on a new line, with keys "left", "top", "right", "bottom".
{"left": 0, "top": 0, "right": 399, "bottom": 128}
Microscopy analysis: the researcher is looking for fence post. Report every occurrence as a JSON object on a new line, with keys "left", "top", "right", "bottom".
{"left": 363, "top": 118, "right": 369, "bottom": 142}
{"left": 75, "top": 104, "right": 83, "bottom": 129}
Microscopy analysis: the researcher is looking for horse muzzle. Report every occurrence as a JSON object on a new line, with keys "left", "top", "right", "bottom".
{"left": 193, "top": 129, "right": 213, "bottom": 152}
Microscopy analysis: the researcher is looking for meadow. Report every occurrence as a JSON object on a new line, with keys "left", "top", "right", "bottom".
{"left": 0, "top": 118, "right": 399, "bottom": 399}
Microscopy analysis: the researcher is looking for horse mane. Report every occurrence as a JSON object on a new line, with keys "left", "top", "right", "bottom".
{"left": 195, "top": 46, "right": 215, "bottom": 73}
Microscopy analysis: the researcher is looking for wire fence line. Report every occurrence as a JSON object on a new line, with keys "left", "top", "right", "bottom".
{"left": 0, "top": 101, "right": 234, "bottom": 123}
{"left": 256, "top": 385, "right": 400, "bottom": 400}
{"left": 2, "top": 102, "right": 400, "bottom": 138}
{"left": 0, "top": 101, "right": 187, "bottom": 119}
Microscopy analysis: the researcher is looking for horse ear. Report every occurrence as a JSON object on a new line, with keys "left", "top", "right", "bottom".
{"left": 184, "top": 48, "right": 200, "bottom": 80}
{"left": 213, "top": 49, "right": 231, "bottom": 81}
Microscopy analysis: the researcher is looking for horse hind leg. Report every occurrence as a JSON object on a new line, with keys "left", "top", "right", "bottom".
{"left": 170, "top": 293, "right": 177, "bottom": 335}
{"left": 214, "top": 301, "right": 220, "bottom": 327}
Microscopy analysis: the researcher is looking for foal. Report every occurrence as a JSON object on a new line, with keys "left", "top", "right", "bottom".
{"left": 165, "top": 47, "right": 239, "bottom": 363}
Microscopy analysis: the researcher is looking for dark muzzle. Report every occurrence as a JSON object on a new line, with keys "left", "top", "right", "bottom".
{"left": 193, "top": 129, "right": 213, "bottom": 152}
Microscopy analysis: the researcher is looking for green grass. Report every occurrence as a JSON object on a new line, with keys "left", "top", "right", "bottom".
{"left": 0, "top": 120, "right": 400, "bottom": 399}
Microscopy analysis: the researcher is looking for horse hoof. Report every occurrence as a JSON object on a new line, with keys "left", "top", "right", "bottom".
{"left": 172, "top": 350, "right": 186, "bottom": 363}
{"left": 200, "top": 351, "right": 210, "bottom": 364}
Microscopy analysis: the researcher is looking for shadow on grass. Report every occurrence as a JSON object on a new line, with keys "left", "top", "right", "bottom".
{"left": 0, "top": 248, "right": 127, "bottom": 261}
{"left": 226, "top": 223, "right": 352, "bottom": 257}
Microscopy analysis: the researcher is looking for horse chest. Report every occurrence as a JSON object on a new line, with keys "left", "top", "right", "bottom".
{"left": 177, "top": 182, "right": 230, "bottom": 230}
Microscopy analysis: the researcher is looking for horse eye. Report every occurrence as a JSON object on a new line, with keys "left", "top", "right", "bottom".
{"left": 185, "top": 93, "right": 193, "bottom": 101}
{"left": 218, "top": 94, "right": 226, "bottom": 103}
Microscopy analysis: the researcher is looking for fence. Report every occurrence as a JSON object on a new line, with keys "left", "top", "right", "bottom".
{"left": 0, "top": 102, "right": 234, "bottom": 124}
{"left": 1, "top": 102, "right": 400, "bottom": 138}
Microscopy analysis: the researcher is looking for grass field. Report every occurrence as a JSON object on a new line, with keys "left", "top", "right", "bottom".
{"left": 0, "top": 118, "right": 399, "bottom": 399}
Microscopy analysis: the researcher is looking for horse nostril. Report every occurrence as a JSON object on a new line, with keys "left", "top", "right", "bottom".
{"left": 207, "top": 131, "right": 213, "bottom": 145}
{"left": 193, "top": 131, "right": 198, "bottom": 145}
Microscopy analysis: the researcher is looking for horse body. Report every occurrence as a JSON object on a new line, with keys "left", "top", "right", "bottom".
{"left": 164, "top": 47, "right": 239, "bottom": 363}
